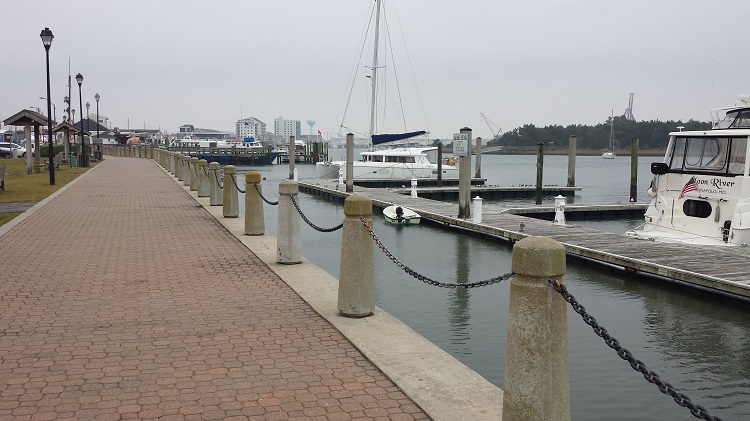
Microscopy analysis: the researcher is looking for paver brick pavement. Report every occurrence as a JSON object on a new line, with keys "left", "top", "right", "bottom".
{"left": 0, "top": 157, "right": 430, "bottom": 420}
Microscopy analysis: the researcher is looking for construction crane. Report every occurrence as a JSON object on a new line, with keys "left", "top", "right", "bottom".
{"left": 623, "top": 93, "right": 635, "bottom": 121}
{"left": 480, "top": 113, "right": 503, "bottom": 142}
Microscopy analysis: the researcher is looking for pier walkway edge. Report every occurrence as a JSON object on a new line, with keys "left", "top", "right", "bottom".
{"left": 0, "top": 157, "right": 503, "bottom": 421}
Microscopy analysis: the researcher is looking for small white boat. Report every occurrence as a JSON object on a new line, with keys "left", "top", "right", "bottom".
{"left": 383, "top": 205, "right": 421, "bottom": 225}
{"left": 626, "top": 94, "right": 750, "bottom": 245}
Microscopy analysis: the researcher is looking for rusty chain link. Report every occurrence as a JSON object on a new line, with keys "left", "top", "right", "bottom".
{"left": 360, "top": 216, "right": 512, "bottom": 288}
{"left": 548, "top": 279, "right": 723, "bottom": 421}
{"left": 290, "top": 195, "right": 343, "bottom": 232}
{"left": 253, "top": 183, "right": 278, "bottom": 205}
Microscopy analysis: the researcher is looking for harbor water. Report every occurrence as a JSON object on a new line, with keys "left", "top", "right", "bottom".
{"left": 231, "top": 154, "right": 749, "bottom": 421}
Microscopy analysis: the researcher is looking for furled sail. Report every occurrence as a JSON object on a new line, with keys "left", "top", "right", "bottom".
{"left": 371, "top": 130, "right": 427, "bottom": 146}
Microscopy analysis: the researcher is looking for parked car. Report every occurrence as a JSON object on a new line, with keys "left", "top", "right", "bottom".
{"left": 1, "top": 142, "right": 35, "bottom": 157}
{"left": 0, "top": 142, "right": 22, "bottom": 158}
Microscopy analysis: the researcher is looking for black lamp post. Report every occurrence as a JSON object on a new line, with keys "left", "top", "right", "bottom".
{"left": 40, "top": 27, "right": 55, "bottom": 185}
{"left": 76, "top": 72, "right": 86, "bottom": 167}
{"left": 95, "top": 93, "right": 100, "bottom": 138}
{"left": 85, "top": 101, "right": 90, "bottom": 136}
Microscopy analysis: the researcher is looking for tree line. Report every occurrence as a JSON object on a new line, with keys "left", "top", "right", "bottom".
{"left": 487, "top": 117, "right": 711, "bottom": 151}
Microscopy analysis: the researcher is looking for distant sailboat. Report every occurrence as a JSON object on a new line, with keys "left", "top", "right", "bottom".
{"left": 602, "top": 110, "right": 615, "bottom": 159}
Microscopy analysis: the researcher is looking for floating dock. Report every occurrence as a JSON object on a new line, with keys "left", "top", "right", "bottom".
{"left": 393, "top": 185, "right": 581, "bottom": 200}
{"left": 298, "top": 179, "right": 750, "bottom": 301}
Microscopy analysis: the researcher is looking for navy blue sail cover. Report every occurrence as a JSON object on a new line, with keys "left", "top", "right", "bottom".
{"left": 371, "top": 130, "right": 427, "bottom": 145}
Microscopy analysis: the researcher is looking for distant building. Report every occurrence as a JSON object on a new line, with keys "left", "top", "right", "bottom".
{"left": 274, "top": 116, "right": 301, "bottom": 140}
{"left": 236, "top": 117, "right": 266, "bottom": 140}
{"left": 87, "top": 113, "right": 110, "bottom": 130}
{"left": 178, "top": 124, "right": 232, "bottom": 140}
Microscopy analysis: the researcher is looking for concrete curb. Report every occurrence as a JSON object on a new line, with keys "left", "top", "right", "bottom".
{"left": 161, "top": 163, "right": 504, "bottom": 421}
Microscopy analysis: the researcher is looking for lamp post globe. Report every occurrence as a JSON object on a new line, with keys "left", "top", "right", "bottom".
{"left": 40, "top": 27, "right": 55, "bottom": 185}
{"left": 76, "top": 73, "right": 86, "bottom": 167}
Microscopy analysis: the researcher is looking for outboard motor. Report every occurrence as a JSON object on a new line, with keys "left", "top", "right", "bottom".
{"left": 722, "top": 220, "right": 732, "bottom": 242}
{"left": 396, "top": 206, "right": 404, "bottom": 223}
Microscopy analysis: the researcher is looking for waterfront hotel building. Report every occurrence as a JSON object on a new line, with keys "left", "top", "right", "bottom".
{"left": 235, "top": 117, "right": 266, "bottom": 140}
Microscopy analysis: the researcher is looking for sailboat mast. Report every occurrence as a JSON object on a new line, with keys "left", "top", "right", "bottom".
{"left": 369, "top": 0, "right": 382, "bottom": 140}
{"left": 610, "top": 109, "right": 614, "bottom": 150}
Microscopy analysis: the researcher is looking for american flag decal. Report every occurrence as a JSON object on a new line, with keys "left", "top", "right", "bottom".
{"left": 678, "top": 176, "right": 698, "bottom": 199}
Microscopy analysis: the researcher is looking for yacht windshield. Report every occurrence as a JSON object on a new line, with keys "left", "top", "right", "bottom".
{"left": 668, "top": 137, "right": 746, "bottom": 175}
{"left": 715, "top": 109, "right": 750, "bottom": 129}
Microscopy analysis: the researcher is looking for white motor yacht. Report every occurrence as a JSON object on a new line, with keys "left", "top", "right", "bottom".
{"left": 626, "top": 95, "right": 750, "bottom": 245}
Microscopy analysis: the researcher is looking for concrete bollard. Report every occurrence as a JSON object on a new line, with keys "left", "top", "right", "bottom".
{"left": 553, "top": 195, "right": 566, "bottom": 225}
{"left": 189, "top": 157, "right": 199, "bottom": 191}
{"left": 472, "top": 196, "right": 483, "bottom": 223}
{"left": 172, "top": 152, "right": 179, "bottom": 176}
{"left": 337, "top": 194, "right": 375, "bottom": 317}
{"left": 197, "top": 159, "right": 209, "bottom": 197}
{"left": 223, "top": 165, "right": 239, "bottom": 218}
{"left": 503, "top": 236, "right": 569, "bottom": 421}
{"left": 277, "top": 179, "right": 302, "bottom": 264}
{"left": 410, "top": 178, "right": 418, "bottom": 198}
{"left": 209, "top": 162, "right": 222, "bottom": 206}
{"left": 177, "top": 155, "right": 186, "bottom": 181}
{"left": 183, "top": 156, "right": 193, "bottom": 186}
{"left": 244, "top": 171, "right": 265, "bottom": 235}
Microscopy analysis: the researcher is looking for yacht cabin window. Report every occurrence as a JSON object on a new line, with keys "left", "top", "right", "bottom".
{"left": 668, "top": 137, "right": 745, "bottom": 176}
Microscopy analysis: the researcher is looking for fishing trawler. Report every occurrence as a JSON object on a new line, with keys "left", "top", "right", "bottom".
{"left": 626, "top": 95, "right": 750, "bottom": 245}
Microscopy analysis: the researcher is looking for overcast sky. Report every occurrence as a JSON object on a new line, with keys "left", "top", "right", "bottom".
{"left": 2, "top": 0, "right": 749, "bottom": 140}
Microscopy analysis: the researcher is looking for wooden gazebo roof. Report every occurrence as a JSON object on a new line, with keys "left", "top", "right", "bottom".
{"left": 3, "top": 109, "right": 54, "bottom": 127}
{"left": 53, "top": 121, "right": 85, "bottom": 135}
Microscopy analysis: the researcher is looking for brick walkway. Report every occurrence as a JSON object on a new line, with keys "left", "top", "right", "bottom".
{"left": 0, "top": 157, "right": 429, "bottom": 421}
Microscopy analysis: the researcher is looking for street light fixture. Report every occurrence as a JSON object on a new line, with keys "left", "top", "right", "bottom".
{"left": 76, "top": 72, "right": 87, "bottom": 167}
{"left": 40, "top": 27, "right": 55, "bottom": 185}
{"left": 94, "top": 93, "right": 100, "bottom": 139}
{"left": 39, "top": 97, "right": 56, "bottom": 122}
{"left": 85, "top": 101, "right": 90, "bottom": 137}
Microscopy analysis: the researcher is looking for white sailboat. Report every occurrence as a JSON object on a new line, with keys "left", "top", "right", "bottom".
{"left": 602, "top": 110, "right": 616, "bottom": 159}
{"left": 315, "top": 0, "right": 458, "bottom": 180}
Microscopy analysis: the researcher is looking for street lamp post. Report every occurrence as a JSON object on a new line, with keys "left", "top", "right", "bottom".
{"left": 39, "top": 97, "right": 56, "bottom": 122}
{"left": 95, "top": 93, "right": 100, "bottom": 139}
{"left": 85, "top": 101, "right": 90, "bottom": 137}
{"left": 76, "top": 73, "right": 86, "bottom": 167}
{"left": 40, "top": 27, "right": 55, "bottom": 185}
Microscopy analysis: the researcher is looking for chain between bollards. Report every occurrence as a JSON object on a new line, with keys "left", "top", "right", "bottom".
{"left": 229, "top": 174, "right": 245, "bottom": 193}
{"left": 213, "top": 168, "right": 223, "bottom": 189}
{"left": 290, "top": 195, "right": 343, "bottom": 232}
{"left": 254, "top": 183, "right": 278, "bottom": 205}
{"left": 359, "top": 216, "right": 512, "bottom": 288}
{"left": 548, "top": 279, "right": 723, "bottom": 421}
